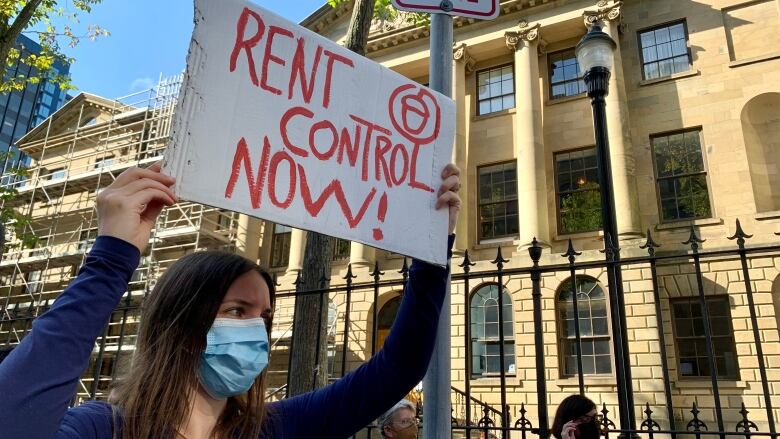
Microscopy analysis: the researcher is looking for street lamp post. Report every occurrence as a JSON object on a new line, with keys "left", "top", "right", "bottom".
{"left": 576, "top": 24, "right": 638, "bottom": 439}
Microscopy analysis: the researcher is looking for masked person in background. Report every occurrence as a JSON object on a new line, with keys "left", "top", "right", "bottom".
{"left": 0, "top": 162, "right": 461, "bottom": 439}
{"left": 552, "top": 395, "right": 602, "bottom": 439}
{"left": 378, "top": 400, "right": 419, "bottom": 438}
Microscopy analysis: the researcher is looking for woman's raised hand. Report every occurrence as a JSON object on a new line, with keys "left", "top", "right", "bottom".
{"left": 96, "top": 163, "right": 177, "bottom": 252}
{"left": 435, "top": 163, "right": 461, "bottom": 235}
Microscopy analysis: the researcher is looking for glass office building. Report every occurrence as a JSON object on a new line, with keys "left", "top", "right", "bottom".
{"left": 0, "top": 34, "right": 71, "bottom": 175}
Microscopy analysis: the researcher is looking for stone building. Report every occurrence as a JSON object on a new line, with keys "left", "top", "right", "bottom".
{"left": 1, "top": 0, "right": 780, "bottom": 435}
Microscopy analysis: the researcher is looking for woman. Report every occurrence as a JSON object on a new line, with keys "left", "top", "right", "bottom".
{"left": 551, "top": 395, "right": 601, "bottom": 439}
{"left": 0, "top": 162, "right": 461, "bottom": 439}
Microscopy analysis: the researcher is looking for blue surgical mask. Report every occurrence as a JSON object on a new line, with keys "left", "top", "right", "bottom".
{"left": 198, "top": 317, "right": 269, "bottom": 399}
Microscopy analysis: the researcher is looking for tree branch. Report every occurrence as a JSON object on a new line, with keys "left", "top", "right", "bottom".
{"left": 4, "top": 0, "right": 45, "bottom": 45}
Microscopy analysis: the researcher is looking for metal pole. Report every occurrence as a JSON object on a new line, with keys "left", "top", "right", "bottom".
{"left": 584, "top": 66, "right": 638, "bottom": 438}
{"left": 423, "top": 9, "right": 453, "bottom": 439}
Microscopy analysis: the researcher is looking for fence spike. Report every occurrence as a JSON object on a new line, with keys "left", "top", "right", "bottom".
{"left": 736, "top": 402, "right": 758, "bottom": 433}
{"left": 491, "top": 245, "right": 509, "bottom": 270}
{"left": 369, "top": 260, "right": 384, "bottom": 279}
{"left": 727, "top": 219, "right": 753, "bottom": 249}
{"left": 639, "top": 228, "right": 661, "bottom": 257}
{"left": 459, "top": 249, "right": 476, "bottom": 272}
{"left": 686, "top": 402, "right": 708, "bottom": 432}
{"left": 528, "top": 237, "right": 543, "bottom": 263}
{"left": 562, "top": 238, "right": 582, "bottom": 264}
{"left": 682, "top": 225, "right": 705, "bottom": 248}
{"left": 640, "top": 402, "right": 661, "bottom": 432}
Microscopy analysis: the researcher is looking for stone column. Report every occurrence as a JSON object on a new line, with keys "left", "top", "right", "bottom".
{"left": 584, "top": 0, "right": 642, "bottom": 238}
{"left": 452, "top": 43, "right": 475, "bottom": 253}
{"left": 235, "top": 214, "right": 261, "bottom": 262}
{"left": 349, "top": 241, "right": 374, "bottom": 268}
{"left": 506, "top": 21, "right": 550, "bottom": 248}
{"left": 286, "top": 228, "right": 306, "bottom": 275}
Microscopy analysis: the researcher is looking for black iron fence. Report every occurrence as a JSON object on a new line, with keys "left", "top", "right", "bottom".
{"left": 2, "top": 220, "right": 780, "bottom": 438}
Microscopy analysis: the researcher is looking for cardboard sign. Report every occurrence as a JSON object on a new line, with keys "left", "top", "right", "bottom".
{"left": 163, "top": 0, "right": 455, "bottom": 265}
{"left": 391, "top": 0, "right": 500, "bottom": 20}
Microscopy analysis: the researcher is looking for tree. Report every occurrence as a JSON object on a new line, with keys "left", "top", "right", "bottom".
{"left": 286, "top": 0, "right": 379, "bottom": 397}
{"left": 0, "top": 0, "right": 108, "bottom": 262}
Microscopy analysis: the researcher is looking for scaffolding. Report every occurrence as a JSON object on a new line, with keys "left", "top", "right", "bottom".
{"left": 0, "top": 74, "right": 243, "bottom": 400}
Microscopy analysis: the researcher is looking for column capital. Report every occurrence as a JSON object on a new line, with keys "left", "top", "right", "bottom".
{"left": 505, "top": 20, "right": 541, "bottom": 51}
{"left": 453, "top": 42, "right": 476, "bottom": 74}
{"left": 583, "top": 0, "right": 623, "bottom": 27}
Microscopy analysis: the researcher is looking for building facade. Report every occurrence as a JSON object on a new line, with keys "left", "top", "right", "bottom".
{"left": 0, "top": 34, "right": 70, "bottom": 174}
{"left": 1, "top": 0, "right": 780, "bottom": 436}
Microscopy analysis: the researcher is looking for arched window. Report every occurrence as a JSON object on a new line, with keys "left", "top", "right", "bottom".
{"left": 375, "top": 295, "right": 401, "bottom": 352}
{"left": 557, "top": 276, "right": 612, "bottom": 376}
{"left": 470, "top": 284, "right": 515, "bottom": 377}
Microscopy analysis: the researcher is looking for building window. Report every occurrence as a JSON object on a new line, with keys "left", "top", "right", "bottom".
{"left": 651, "top": 129, "right": 712, "bottom": 222}
{"left": 639, "top": 21, "right": 691, "bottom": 80}
{"left": 79, "top": 228, "right": 98, "bottom": 252}
{"left": 94, "top": 157, "right": 114, "bottom": 170}
{"left": 333, "top": 238, "right": 350, "bottom": 261}
{"left": 671, "top": 296, "right": 739, "bottom": 380}
{"left": 557, "top": 276, "right": 612, "bottom": 376}
{"left": 477, "top": 64, "right": 515, "bottom": 115}
{"left": 24, "top": 270, "right": 42, "bottom": 294}
{"left": 549, "top": 49, "right": 587, "bottom": 100}
{"left": 270, "top": 224, "right": 292, "bottom": 268}
{"left": 45, "top": 168, "right": 66, "bottom": 181}
{"left": 555, "top": 147, "right": 601, "bottom": 235}
{"left": 478, "top": 162, "right": 518, "bottom": 240}
{"left": 470, "top": 284, "right": 515, "bottom": 377}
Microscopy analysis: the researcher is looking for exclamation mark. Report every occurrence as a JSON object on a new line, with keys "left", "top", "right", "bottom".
{"left": 372, "top": 192, "right": 388, "bottom": 241}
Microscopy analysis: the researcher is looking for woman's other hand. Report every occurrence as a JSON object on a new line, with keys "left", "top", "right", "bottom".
{"left": 96, "top": 162, "right": 177, "bottom": 252}
{"left": 435, "top": 163, "right": 461, "bottom": 235}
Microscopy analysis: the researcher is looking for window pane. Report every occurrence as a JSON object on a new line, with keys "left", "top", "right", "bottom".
{"left": 669, "top": 23, "right": 685, "bottom": 41}
{"left": 640, "top": 31, "right": 656, "bottom": 48}
{"left": 478, "top": 65, "right": 514, "bottom": 115}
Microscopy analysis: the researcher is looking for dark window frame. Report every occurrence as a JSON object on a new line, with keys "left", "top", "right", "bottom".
{"left": 548, "top": 48, "right": 587, "bottom": 100}
{"left": 477, "top": 160, "right": 519, "bottom": 241}
{"left": 637, "top": 19, "right": 693, "bottom": 81}
{"left": 475, "top": 63, "right": 516, "bottom": 116}
{"left": 469, "top": 283, "right": 516, "bottom": 378}
{"left": 650, "top": 128, "right": 713, "bottom": 223}
{"left": 556, "top": 276, "right": 614, "bottom": 377}
{"left": 270, "top": 223, "right": 292, "bottom": 268}
{"left": 333, "top": 238, "right": 351, "bottom": 261}
{"left": 553, "top": 146, "right": 602, "bottom": 236}
{"left": 670, "top": 295, "right": 740, "bottom": 381}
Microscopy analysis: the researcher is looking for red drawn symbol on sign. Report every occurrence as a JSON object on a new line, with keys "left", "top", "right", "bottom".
{"left": 388, "top": 84, "right": 441, "bottom": 145}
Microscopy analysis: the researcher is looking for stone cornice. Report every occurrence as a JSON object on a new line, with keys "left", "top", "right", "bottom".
{"left": 453, "top": 43, "right": 476, "bottom": 74}
{"left": 505, "top": 20, "right": 541, "bottom": 51}
{"left": 583, "top": 0, "right": 623, "bottom": 27}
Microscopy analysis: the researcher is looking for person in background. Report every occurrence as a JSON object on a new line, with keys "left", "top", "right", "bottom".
{"left": 551, "top": 395, "right": 601, "bottom": 439}
{"left": 378, "top": 399, "right": 418, "bottom": 438}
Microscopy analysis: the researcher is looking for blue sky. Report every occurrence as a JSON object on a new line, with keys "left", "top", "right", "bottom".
{"left": 41, "top": 0, "right": 326, "bottom": 99}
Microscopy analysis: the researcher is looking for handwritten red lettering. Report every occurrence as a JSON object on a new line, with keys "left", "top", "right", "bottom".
{"left": 390, "top": 143, "right": 409, "bottom": 187}
{"left": 374, "top": 135, "right": 393, "bottom": 187}
{"left": 337, "top": 126, "right": 361, "bottom": 166}
{"left": 229, "top": 8, "right": 265, "bottom": 87}
{"left": 224, "top": 136, "right": 271, "bottom": 208}
{"left": 268, "top": 150, "right": 296, "bottom": 208}
{"left": 322, "top": 50, "right": 354, "bottom": 109}
{"left": 409, "top": 143, "right": 434, "bottom": 193}
{"left": 288, "top": 38, "right": 323, "bottom": 103}
{"left": 280, "top": 106, "right": 313, "bottom": 157}
{"left": 309, "top": 120, "right": 338, "bottom": 161}
{"left": 298, "top": 164, "right": 377, "bottom": 228}
{"left": 261, "top": 26, "right": 294, "bottom": 96}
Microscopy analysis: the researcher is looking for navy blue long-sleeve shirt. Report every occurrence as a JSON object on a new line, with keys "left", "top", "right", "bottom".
{"left": 0, "top": 235, "right": 451, "bottom": 438}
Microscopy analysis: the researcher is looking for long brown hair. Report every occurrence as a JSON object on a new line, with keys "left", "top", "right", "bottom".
{"left": 111, "top": 251, "right": 276, "bottom": 439}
